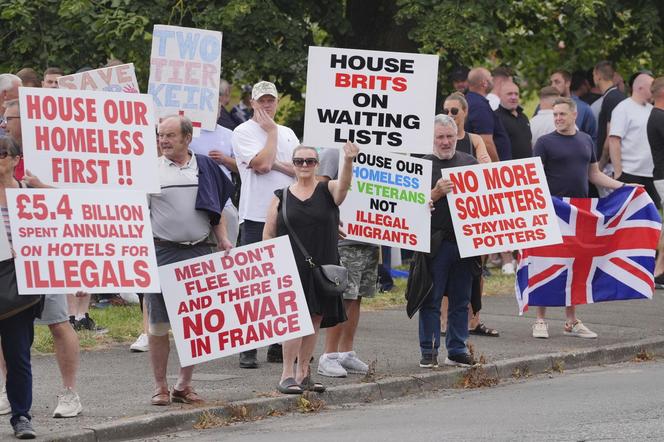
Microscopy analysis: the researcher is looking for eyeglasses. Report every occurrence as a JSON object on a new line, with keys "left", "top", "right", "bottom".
{"left": 293, "top": 157, "right": 319, "bottom": 167}
{"left": 442, "top": 107, "right": 460, "bottom": 116}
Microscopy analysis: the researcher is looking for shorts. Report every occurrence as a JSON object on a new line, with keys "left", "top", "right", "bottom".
{"left": 339, "top": 244, "right": 379, "bottom": 300}
{"left": 145, "top": 243, "right": 215, "bottom": 330}
{"left": 34, "top": 294, "right": 68, "bottom": 325}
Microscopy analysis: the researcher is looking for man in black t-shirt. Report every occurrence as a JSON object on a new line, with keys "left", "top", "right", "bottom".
{"left": 532, "top": 97, "right": 624, "bottom": 340}
{"left": 495, "top": 82, "right": 532, "bottom": 160}
{"left": 418, "top": 114, "right": 477, "bottom": 369}
{"left": 647, "top": 77, "right": 664, "bottom": 287}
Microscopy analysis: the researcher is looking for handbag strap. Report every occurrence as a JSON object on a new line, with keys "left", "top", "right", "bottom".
{"left": 281, "top": 186, "right": 316, "bottom": 268}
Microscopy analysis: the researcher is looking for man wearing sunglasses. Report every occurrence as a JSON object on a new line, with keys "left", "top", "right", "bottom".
{"left": 231, "top": 81, "right": 299, "bottom": 369}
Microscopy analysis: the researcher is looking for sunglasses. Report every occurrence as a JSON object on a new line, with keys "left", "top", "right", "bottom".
{"left": 0, "top": 149, "right": 11, "bottom": 159}
{"left": 442, "top": 107, "right": 460, "bottom": 116}
{"left": 293, "top": 157, "right": 319, "bottom": 167}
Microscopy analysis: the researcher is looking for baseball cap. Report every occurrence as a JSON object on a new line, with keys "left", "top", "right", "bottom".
{"left": 252, "top": 81, "right": 278, "bottom": 100}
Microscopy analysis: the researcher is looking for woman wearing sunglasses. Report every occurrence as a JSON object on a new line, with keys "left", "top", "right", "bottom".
{"left": 442, "top": 92, "right": 494, "bottom": 164}
{"left": 263, "top": 141, "right": 359, "bottom": 394}
{"left": 440, "top": 93, "right": 500, "bottom": 338}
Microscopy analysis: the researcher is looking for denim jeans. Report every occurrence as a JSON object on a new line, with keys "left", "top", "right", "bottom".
{"left": 0, "top": 306, "right": 35, "bottom": 424}
{"left": 418, "top": 240, "right": 472, "bottom": 358}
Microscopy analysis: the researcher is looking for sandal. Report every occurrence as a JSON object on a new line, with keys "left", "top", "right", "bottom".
{"left": 469, "top": 323, "right": 500, "bottom": 337}
{"left": 300, "top": 375, "right": 326, "bottom": 393}
{"left": 277, "top": 377, "right": 303, "bottom": 395}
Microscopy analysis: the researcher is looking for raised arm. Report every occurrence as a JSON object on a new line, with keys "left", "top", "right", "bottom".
{"left": 247, "top": 108, "right": 279, "bottom": 174}
{"left": 327, "top": 142, "right": 359, "bottom": 206}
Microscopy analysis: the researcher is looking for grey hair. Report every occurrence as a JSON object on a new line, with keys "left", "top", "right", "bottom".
{"left": 434, "top": 113, "right": 458, "bottom": 133}
{"left": 0, "top": 74, "right": 21, "bottom": 93}
{"left": 0, "top": 136, "right": 21, "bottom": 157}
{"left": 161, "top": 114, "right": 193, "bottom": 139}
{"left": 292, "top": 145, "right": 319, "bottom": 160}
{"left": 219, "top": 79, "right": 231, "bottom": 96}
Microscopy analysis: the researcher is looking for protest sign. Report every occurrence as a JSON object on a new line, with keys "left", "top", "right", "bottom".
{"left": 148, "top": 25, "right": 222, "bottom": 131}
{"left": 0, "top": 222, "right": 11, "bottom": 262}
{"left": 7, "top": 188, "right": 159, "bottom": 294}
{"left": 58, "top": 63, "right": 140, "bottom": 93}
{"left": 339, "top": 147, "right": 432, "bottom": 252}
{"left": 18, "top": 87, "right": 159, "bottom": 192}
{"left": 444, "top": 157, "right": 562, "bottom": 258}
{"left": 303, "top": 46, "right": 438, "bottom": 153}
{"left": 158, "top": 236, "right": 313, "bottom": 367}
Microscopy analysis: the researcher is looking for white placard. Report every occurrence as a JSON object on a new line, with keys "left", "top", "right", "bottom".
{"left": 339, "top": 147, "right": 432, "bottom": 252}
{"left": 148, "top": 25, "right": 222, "bottom": 131}
{"left": 58, "top": 63, "right": 140, "bottom": 93}
{"left": 18, "top": 87, "right": 159, "bottom": 192}
{"left": 7, "top": 189, "right": 159, "bottom": 294}
{"left": 304, "top": 46, "right": 438, "bottom": 153}
{"left": 158, "top": 236, "right": 314, "bottom": 367}
{"left": 444, "top": 157, "right": 562, "bottom": 257}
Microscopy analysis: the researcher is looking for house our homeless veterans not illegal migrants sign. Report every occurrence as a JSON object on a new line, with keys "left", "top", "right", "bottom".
{"left": 158, "top": 236, "right": 314, "bottom": 367}
{"left": 7, "top": 189, "right": 160, "bottom": 295}
{"left": 148, "top": 25, "right": 222, "bottom": 131}
{"left": 58, "top": 63, "right": 140, "bottom": 94}
{"left": 18, "top": 87, "right": 159, "bottom": 192}
{"left": 444, "top": 158, "right": 562, "bottom": 258}
{"left": 303, "top": 46, "right": 438, "bottom": 153}
{"left": 339, "top": 148, "right": 432, "bottom": 252}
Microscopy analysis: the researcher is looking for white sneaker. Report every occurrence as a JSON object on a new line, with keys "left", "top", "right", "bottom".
{"left": 564, "top": 320, "right": 597, "bottom": 339}
{"left": 532, "top": 320, "right": 549, "bottom": 339}
{"left": 501, "top": 262, "right": 515, "bottom": 275}
{"left": 130, "top": 333, "right": 149, "bottom": 352}
{"left": 317, "top": 353, "right": 348, "bottom": 378}
{"left": 0, "top": 385, "right": 10, "bottom": 415}
{"left": 339, "top": 351, "right": 369, "bottom": 374}
{"left": 53, "top": 388, "right": 82, "bottom": 418}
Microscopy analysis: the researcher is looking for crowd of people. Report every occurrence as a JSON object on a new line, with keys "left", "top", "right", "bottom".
{"left": 0, "top": 56, "right": 662, "bottom": 440}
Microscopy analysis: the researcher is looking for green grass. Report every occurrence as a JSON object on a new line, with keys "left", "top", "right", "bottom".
{"left": 33, "top": 305, "right": 144, "bottom": 354}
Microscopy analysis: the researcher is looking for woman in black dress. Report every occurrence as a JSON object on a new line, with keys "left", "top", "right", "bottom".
{"left": 263, "top": 142, "right": 358, "bottom": 394}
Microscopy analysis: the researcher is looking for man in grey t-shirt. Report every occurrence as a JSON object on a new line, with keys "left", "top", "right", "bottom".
{"left": 316, "top": 148, "right": 377, "bottom": 377}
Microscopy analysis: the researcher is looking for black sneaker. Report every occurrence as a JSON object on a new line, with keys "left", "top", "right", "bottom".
{"left": 239, "top": 349, "right": 258, "bottom": 368}
{"left": 444, "top": 353, "right": 477, "bottom": 368}
{"left": 419, "top": 355, "right": 438, "bottom": 368}
{"left": 69, "top": 315, "right": 77, "bottom": 328}
{"left": 266, "top": 343, "right": 283, "bottom": 363}
{"left": 76, "top": 314, "right": 108, "bottom": 334}
{"left": 655, "top": 274, "right": 664, "bottom": 289}
{"left": 12, "top": 416, "right": 36, "bottom": 439}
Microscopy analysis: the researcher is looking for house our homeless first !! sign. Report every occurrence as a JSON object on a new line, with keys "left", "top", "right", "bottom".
{"left": 304, "top": 46, "right": 438, "bottom": 153}
{"left": 444, "top": 158, "right": 562, "bottom": 258}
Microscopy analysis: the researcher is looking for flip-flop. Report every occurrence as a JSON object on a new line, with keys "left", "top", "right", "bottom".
{"left": 300, "top": 375, "right": 326, "bottom": 393}
{"left": 277, "top": 377, "right": 303, "bottom": 395}
{"left": 469, "top": 323, "right": 500, "bottom": 337}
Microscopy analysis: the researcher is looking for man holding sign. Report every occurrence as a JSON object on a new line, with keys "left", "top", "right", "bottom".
{"left": 418, "top": 114, "right": 478, "bottom": 368}
{"left": 145, "top": 115, "right": 233, "bottom": 405}
{"left": 530, "top": 97, "right": 626, "bottom": 339}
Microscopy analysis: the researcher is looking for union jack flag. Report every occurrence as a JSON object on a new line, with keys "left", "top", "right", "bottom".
{"left": 516, "top": 186, "right": 661, "bottom": 314}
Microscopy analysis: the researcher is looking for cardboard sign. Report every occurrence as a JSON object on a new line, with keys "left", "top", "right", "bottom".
{"left": 7, "top": 188, "right": 159, "bottom": 294}
{"left": 0, "top": 221, "right": 12, "bottom": 262}
{"left": 444, "top": 158, "right": 562, "bottom": 258}
{"left": 58, "top": 63, "right": 140, "bottom": 94}
{"left": 339, "top": 147, "right": 432, "bottom": 252}
{"left": 158, "top": 236, "right": 313, "bottom": 367}
{"left": 18, "top": 87, "right": 159, "bottom": 192}
{"left": 303, "top": 46, "right": 438, "bottom": 153}
{"left": 148, "top": 25, "right": 222, "bottom": 131}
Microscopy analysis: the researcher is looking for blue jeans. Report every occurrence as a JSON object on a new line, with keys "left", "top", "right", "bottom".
{"left": 418, "top": 240, "right": 472, "bottom": 358}
{"left": 0, "top": 306, "right": 35, "bottom": 424}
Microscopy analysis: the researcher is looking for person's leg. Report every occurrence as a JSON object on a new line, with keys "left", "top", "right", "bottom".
{"left": 440, "top": 296, "right": 448, "bottom": 332}
{"left": 339, "top": 299, "right": 360, "bottom": 352}
{"left": 418, "top": 241, "right": 451, "bottom": 364}
{"left": 536, "top": 306, "right": 546, "bottom": 320}
{"left": 295, "top": 316, "right": 322, "bottom": 384}
{"left": 445, "top": 257, "right": 473, "bottom": 359}
{"left": 130, "top": 294, "right": 150, "bottom": 352}
{"left": 0, "top": 307, "right": 35, "bottom": 425}
{"left": 148, "top": 332, "right": 170, "bottom": 392}
{"left": 144, "top": 291, "right": 172, "bottom": 403}
{"left": 48, "top": 321, "right": 79, "bottom": 390}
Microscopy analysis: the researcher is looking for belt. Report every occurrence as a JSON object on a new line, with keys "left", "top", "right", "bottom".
{"left": 153, "top": 238, "right": 211, "bottom": 249}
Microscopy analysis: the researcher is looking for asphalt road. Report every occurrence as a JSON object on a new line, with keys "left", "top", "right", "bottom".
{"left": 141, "top": 360, "right": 664, "bottom": 442}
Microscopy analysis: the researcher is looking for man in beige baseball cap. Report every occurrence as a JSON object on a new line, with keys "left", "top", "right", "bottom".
{"left": 231, "top": 80, "right": 299, "bottom": 368}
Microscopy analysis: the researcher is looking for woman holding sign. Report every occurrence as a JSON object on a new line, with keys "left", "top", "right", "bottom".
{"left": 0, "top": 136, "right": 40, "bottom": 439}
{"left": 263, "top": 142, "right": 358, "bottom": 394}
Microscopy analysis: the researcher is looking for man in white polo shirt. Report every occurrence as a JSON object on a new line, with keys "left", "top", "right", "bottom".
{"left": 232, "top": 80, "right": 298, "bottom": 368}
{"left": 609, "top": 72, "right": 658, "bottom": 207}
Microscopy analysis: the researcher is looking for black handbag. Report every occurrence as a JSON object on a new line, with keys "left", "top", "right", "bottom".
{"left": 0, "top": 259, "right": 41, "bottom": 321}
{"left": 281, "top": 186, "right": 348, "bottom": 297}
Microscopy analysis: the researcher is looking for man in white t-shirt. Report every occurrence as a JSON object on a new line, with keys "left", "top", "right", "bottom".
{"left": 609, "top": 72, "right": 659, "bottom": 207}
{"left": 231, "top": 81, "right": 299, "bottom": 368}
{"left": 530, "top": 86, "right": 560, "bottom": 145}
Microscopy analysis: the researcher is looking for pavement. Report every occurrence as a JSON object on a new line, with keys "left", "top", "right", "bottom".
{"left": 2, "top": 290, "right": 664, "bottom": 441}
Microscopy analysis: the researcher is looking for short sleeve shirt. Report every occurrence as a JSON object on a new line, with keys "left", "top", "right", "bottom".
{"left": 647, "top": 108, "right": 664, "bottom": 180}
{"left": 609, "top": 98, "right": 654, "bottom": 177}
{"left": 534, "top": 131, "right": 596, "bottom": 198}
{"left": 465, "top": 91, "right": 512, "bottom": 161}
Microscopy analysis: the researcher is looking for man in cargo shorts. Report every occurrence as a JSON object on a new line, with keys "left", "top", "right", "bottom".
{"left": 316, "top": 147, "right": 377, "bottom": 377}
